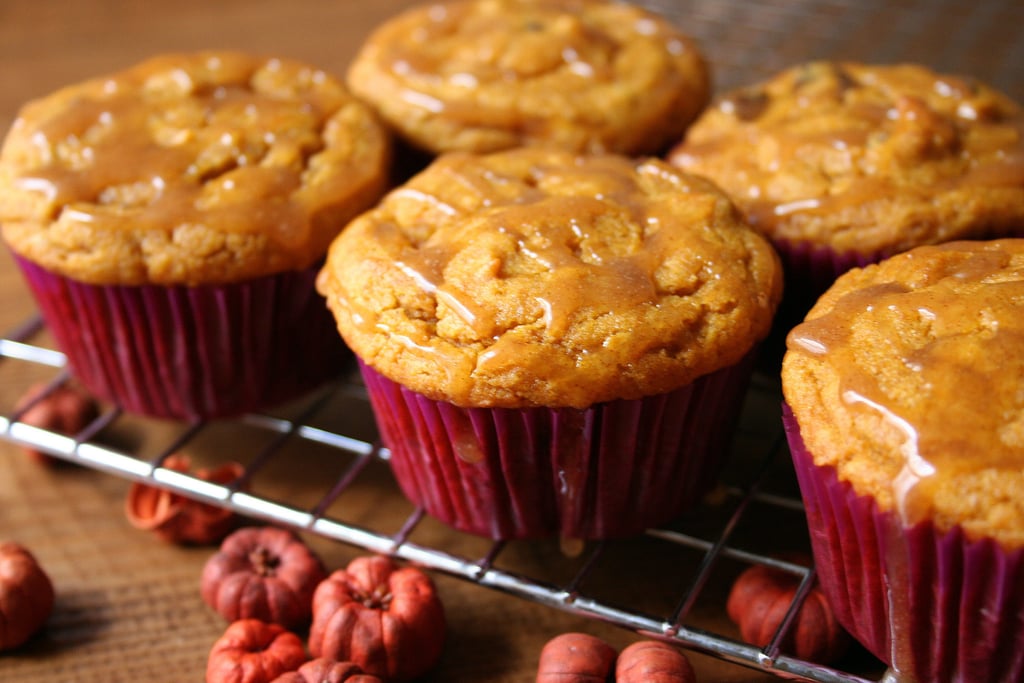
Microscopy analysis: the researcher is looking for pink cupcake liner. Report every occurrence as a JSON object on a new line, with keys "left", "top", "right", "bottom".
{"left": 758, "top": 240, "right": 884, "bottom": 368}
{"left": 772, "top": 231, "right": 1024, "bottom": 329}
{"left": 771, "top": 238, "right": 883, "bottom": 301}
{"left": 763, "top": 233, "right": 1024, "bottom": 371}
{"left": 14, "top": 255, "right": 346, "bottom": 420}
{"left": 360, "top": 355, "right": 755, "bottom": 540}
{"left": 783, "top": 404, "right": 1024, "bottom": 683}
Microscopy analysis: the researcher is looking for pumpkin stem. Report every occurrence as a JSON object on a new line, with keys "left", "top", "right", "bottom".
{"left": 356, "top": 584, "right": 393, "bottom": 610}
{"left": 249, "top": 546, "right": 280, "bottom": 576}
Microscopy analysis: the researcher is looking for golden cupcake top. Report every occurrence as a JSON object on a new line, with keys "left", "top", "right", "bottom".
{"left": 0, "top": 51, "right": 391, "bottom": 286}
{"left": 782, "top": 239, "right": 1024, "bottom": 547}
{"left": 347, "top": 0, "right": 709, "bottom": 155}
{"left": 669, "top": 61, "right": 1024, "bottom": 255}
{"left": 318, "top": 148, "right": 782, "bottom": 409}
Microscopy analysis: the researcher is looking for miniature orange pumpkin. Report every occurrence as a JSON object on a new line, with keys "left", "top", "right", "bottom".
{"left": 616, "top": 640, "right": 695, "bottom": 683}
{"left": 14, "top": 381, "right": 98, "bottom": 464}
{"left": 308, "top": 555, "right": 445, "bottom": 682}
{"left": 270, "top": 657, "right": 383, "bottom": 683}
{"left": 201, "top": 526, "right": 327, "bottom": 629}
{"left": 125, "top": 453, "right": 243, "bottom": 545}
{"left": 536, "top": 634, "right": 696, "bottom": 683}
{"left": 0, "top": 542, "right": 55, "bottom": 650}
{"left": 206, "top": 619, "right": 307, "bottom": 683}
{"left": 536, "top": 632, "right": 617, "bottom": 682}
{"left": 727, "top": 563, "right": 850, "bottom": 663}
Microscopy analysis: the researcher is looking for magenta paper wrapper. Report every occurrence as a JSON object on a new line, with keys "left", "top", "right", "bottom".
{"left": 359, "top": 356, "right": 755, "bottom": 540}
{"left": 772, "top": 237, "right": 885, "bottom": 302}
{"left": 772, "top": 233, "right": 1024, "bottom": 332}
{"left": 763, "top": 234, "right": 1024, "bottom": 371}
{"left": 756, "top": 240, "right": 884, "bottom": 370}
{"left": 783, "top": 404, "right": 1024, "bottom": 683}
{"left": 14, "top": 255, "right": 346, "bottom": 420}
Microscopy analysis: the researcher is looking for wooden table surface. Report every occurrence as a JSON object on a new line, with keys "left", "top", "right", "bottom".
{"left": 0, "top": 1, "right": 1020, "bottom": 682}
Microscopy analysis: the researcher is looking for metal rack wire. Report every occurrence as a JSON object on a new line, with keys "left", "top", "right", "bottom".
{"left": 0, "top": 313, "right": 881, "bottom": 683}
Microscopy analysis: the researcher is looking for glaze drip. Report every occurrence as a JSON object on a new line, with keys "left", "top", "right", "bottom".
{"left": 786, "top": 240, "right": 1024, "bottom": 529}
{"left": 319, "top": 148, "right": 782, "bottom": 408}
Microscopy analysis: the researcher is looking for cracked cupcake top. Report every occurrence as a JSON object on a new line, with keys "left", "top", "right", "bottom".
{"left": 0, "top": 51, "right": 391, "bottom": 285}
{"left": 317, "top": 148, "right": 782, "bottom": 408}
{"left": 782, "top": 239, "right": 1024, "bottom": 546}
{"left": 669, "top": 61, "right": 1024, "bottom": 256}
{"left": 346, "top": 0, "right": 709, "bottom": 155}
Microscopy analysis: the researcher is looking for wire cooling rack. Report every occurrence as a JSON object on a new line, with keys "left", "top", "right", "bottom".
{"left": 0, "top": 2, "right": 1014, "bottom": 680}
{"left": 0, "top": 313, "right": 886, "bottom": 683}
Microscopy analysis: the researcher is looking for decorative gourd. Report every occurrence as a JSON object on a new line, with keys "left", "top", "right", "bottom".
{"left": 201, "top": 526, "right": 327, "bottom": 629}
{"left": 0, "top": 542, "right": 55, "bottom": 650}
{"left": 727, "top": 563, "right": 850, "bottom": 663}
{"left": 126, "top": 453, "right": 243, "bottom": 545}
{"left": 616, "top": 640, "right": 695, "bottom": 683}
{"left": 309, "top": 555, "right": 445, "bottom": 682}
{"left": 206, "top": 619, "right": 306, "bottom": 683}
{"left": 14, "top": 382, "right": 98, "bottom": 464}
{"left": 270, "top": 657, "right": 383, "bottom": 683}
{"left": 536, "top": 632, "right": 617, "bottom": 682}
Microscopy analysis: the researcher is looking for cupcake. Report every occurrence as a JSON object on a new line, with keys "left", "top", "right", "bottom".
{"left": 0, "top": 51, "right": 391, "bottom": 419}
{"left": 317, "top": 147, "right": 782, "bottom": 539}
{"left": 781, "top": 239, "right": 1024, "bottom": 683}
{"left": 669, "top": 61, "right": 1024, "bottom": 306}
{"left": 347, "top": 0, "right": 710, "bottom": 157}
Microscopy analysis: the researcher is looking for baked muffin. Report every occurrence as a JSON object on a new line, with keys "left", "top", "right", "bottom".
{"left": 781, "top": 239, "right": 1024, "bottom": 683}
{"left": 347, "top": 0, "right": 709, "bottom": 157}
{"left": 669, "top": 61, "right": 1024, "bottom": 300}
{"left": 317, "top": 147, "right": 781, "bottom": 539}
{"left": 0, "top": 51, "right": 391, "bottom": 419}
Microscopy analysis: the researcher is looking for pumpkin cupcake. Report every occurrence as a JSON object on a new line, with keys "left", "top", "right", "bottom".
{"left": 669, "top": 61, "right": 1024, "bottom": 309}
{"left": 781, "top": 239, "right": 1024, "bottom": 683}
{"left": 347, "top": 0, "right": 710, "bottom": 157}
{"left": 317, "top": 148, "right": 781, "bottom": 539}
{"left": 0, "top": 51, "right": 391, "bottom": 419}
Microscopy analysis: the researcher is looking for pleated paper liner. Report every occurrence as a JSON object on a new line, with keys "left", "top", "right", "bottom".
{"left": 14, "top": 255, "right": 346, "bottom": 420}
{"left": 757, "top": 239, "right": 883, "bottom": 371}
{"left": 360, "top": 354, "right": 755, "bottom": 541}
{"left": 783, "top": 404, "right": 1024, "bottom": 683}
